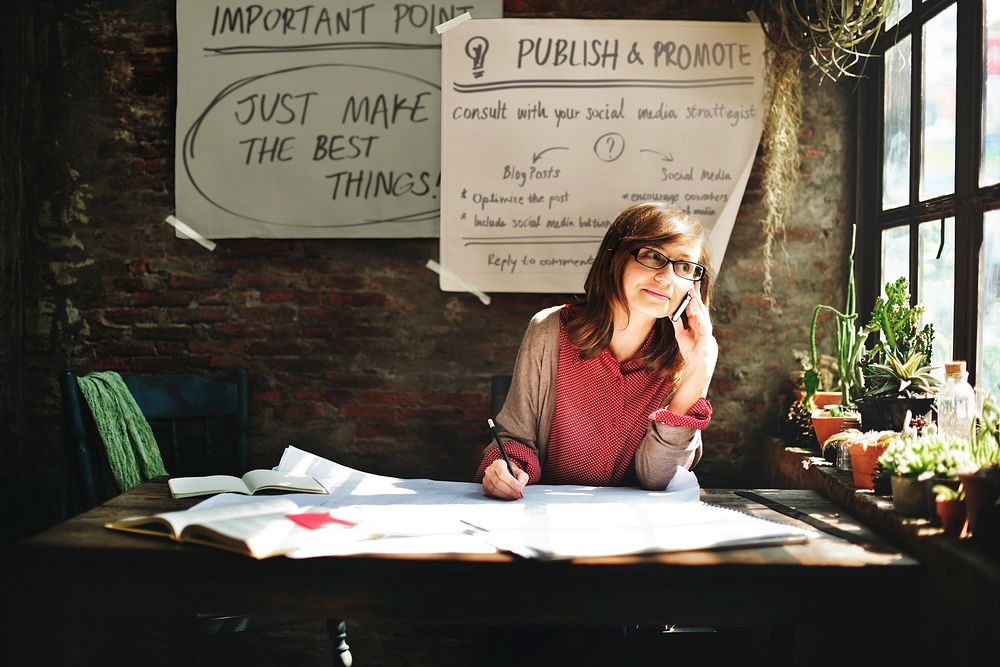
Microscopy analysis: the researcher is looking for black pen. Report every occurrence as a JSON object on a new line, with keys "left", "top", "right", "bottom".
{"left": 487, "top": 418, "right": 516, "bottom": 477}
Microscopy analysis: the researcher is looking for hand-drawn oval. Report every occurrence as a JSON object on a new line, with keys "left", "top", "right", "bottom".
{"left": 182, "top": 64, "right": 441, "bottom": 229}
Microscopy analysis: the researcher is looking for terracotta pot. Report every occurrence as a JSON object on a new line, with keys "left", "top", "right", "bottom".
{"left": 848, "top": 442, "right": 889, "bottom": 490}
{"left": 925, "top": 478, "right": 959, "bottom": 525}
{"left": 935, "top": 497, "right": 966, "bottom": 536}
{"left": 811, "top": 412, "right": 849, "bottom": 452}
{"left": 814, "top": 391, "right": 844, "bottom": 409}
{"left": 957, "top": 470, "right": 1000, "bottom": 537}
{"left": 793, "top": 390, "right": 844, "bottom": 408}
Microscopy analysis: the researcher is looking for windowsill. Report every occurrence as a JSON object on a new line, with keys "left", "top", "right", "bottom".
{"left": 763, "top": 438, "right": 1000, "bottom": 621}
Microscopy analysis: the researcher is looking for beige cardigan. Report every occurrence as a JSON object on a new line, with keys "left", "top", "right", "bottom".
{"left": 491, "top": 305, "right": 704, "bottom": 490}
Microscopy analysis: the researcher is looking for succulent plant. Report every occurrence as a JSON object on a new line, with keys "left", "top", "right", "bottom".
{"left": 878, "top": 429, "right": 972, "bottom": 480}
{"left": 862, "top": 349, "right": 941, "bottom": 398}
{"left": 970, "top": 394, "right": 1000, "bottom": 472}
{"left": 859, "top": 278, "right": 937, "bottom": 400}
{"left": 822, "top": 427, "right": 900, "bottom": 451}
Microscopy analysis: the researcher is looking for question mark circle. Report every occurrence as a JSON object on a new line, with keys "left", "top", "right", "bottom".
{"left": 593, "top": 132, "right": 625, "bottom": 162}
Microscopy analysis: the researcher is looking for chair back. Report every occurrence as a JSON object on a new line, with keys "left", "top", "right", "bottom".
{"left": 490, "top": 374, "right": 513, "bottom": 419}
{"left": 60, "top": 372, "right": 108, "bottom": 511}
{"left": 60, "top": 369, "right": 322, "bottom": 643}
{"left": 61, "top": 369, "right": 250, "bottom": 513}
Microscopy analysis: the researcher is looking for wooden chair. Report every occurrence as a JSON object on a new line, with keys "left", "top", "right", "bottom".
{"left": 62, "top": 369, "right": 252, "bottom": 511}
{"left": 60, "top": 369, "right": 352, "bottom": 666}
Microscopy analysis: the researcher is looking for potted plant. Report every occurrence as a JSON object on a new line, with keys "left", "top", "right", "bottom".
{"left": 790, "top": 349, "right": 841, "bottom": 408}
{"left": 878, "top": 430, "right": 971, "bottom": 518}
{"left": 958, "top": 394, "right": 1000, "bottom": 544}
{"left": 856, "top": 277, "right": 939, "bottom": 431}
{"left": 823, "top": 428, "right": 901, "bottom": 491}
{"left": 786, "top": 225, "right": 865, "bottom": 449}
{"left": 932, "top": 484, "right": 966, "bottom": 536}
{"left": 803, "top": 224, "right": 865, "bottom": 410}
{"left": 811, "top": 405, "right": 860, "bottom": 460}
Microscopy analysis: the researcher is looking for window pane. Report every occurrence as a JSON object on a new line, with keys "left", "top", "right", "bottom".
{"left": 982, "top": 0, "right": 1000, "bottom": 186}
{"left": 918, "top": 218, "right": 956, "bottom": 367}
{"left": 921, "top": 5, "right": 958, "bottom": 200}
{"left": 883, "top": 36, "right": 912, "bottom": 209}
{"left": 881, "top": 225, "right": 910, "bottom": 293}
{"left": 886, "top": 0, "right": 911, "bottom": 31}
{"left": 979, "top": 210, "right": 1000, "bottom": 397}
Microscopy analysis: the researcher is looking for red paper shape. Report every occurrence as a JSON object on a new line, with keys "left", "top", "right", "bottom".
{"left": 286, "top": 512, "right": 355, "bottom": 530}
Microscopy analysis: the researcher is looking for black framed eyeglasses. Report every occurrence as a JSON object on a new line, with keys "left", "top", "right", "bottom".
{"left": 630, "top": 247, "right": 706, "bottom": 281}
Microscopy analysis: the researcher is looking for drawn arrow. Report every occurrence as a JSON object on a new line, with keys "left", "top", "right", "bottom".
{"left": 532, "top": 146, "right": 569, "bottom": 164}
{"left": 640, "top": 148, "right": 674, "bottom": 162}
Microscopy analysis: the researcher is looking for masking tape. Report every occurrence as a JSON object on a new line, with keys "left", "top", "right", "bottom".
{"left": 165, "top": 215, "right": 217, "bottom": 252}
{"left": 435, "top": 12, "right": 471, "bottom": 35}
{"left": 426, "top": 259, "right": 491, "bottom": 305}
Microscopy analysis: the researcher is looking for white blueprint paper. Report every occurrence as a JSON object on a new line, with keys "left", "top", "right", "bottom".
{"left": 192, "top": 446, "right": 812, "bottom": 559}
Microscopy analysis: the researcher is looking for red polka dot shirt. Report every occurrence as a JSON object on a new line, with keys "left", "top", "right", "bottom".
{"left": 476, "top": 307, "right": 712, "bottom": 486}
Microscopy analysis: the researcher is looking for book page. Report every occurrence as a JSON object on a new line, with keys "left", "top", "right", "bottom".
{"left": 169, "top": 474, "right": 251, "bottom": 498}
{"left": 241, "top": 469, "right": 325, "bottom": 494}
{"left": 110, "top": 497, "right": 299, "bottom": 537}
{"left": 181, "top": 510, "right": 308, "bottom": 559}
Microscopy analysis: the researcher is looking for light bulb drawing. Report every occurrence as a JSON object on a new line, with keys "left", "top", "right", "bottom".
{"left": 464, "top": 36, "right": 490, "bottom": 79}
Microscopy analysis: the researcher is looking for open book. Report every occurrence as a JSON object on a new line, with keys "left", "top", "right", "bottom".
{"left": 167, "top": 469, "right": 326, "bottom": 499}
{"left": 105, "top": 497, "right": 357, "bottom": 559}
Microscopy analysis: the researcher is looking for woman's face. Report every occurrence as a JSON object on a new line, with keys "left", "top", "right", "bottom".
{"left": 618, "top": 239, "right": 704, "bottom": 322}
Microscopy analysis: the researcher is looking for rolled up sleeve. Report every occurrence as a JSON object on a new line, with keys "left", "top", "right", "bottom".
{"left": 635, "top": 398, "right": 712, "bottom": 490}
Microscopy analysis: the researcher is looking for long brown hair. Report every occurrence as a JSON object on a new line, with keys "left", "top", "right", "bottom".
{"left": 565, "top": 203, "right": 713, "bottom": 379}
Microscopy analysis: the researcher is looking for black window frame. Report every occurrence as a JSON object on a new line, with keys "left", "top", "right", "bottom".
{"left": 858, "top": 0, "right": 1000, "bottom": 386}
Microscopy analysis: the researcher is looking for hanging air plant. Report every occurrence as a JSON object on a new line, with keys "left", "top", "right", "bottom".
{"left": 753, "top": 1, "right": 891, "bottom": 301}
{"left": 760, "top": 46, "right": 803, "bottom": 303}
{"left": 755, "top": 1, "right": 893, "bottom": 81}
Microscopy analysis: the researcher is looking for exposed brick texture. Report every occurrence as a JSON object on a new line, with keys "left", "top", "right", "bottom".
{"left": 6, "top": 0, "right": 851, "bottom": 552}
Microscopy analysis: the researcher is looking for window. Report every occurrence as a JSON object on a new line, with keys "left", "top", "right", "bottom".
{"left": 980, "top": 210, "right": 1000, "bottom": 395}
{"left": 861, "top": 0, "right": 1000, "bottom": 396}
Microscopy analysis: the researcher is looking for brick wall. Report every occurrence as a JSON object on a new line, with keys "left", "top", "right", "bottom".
{"left": 4, "top": 0, "right": 852, "bottom": 540}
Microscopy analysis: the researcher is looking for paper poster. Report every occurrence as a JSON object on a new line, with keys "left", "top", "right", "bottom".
{"left": 440, "top": 19, "right": 766, "bottom": 293}
{"left": 175, "top": 1, "right": 501, "bottom": 239}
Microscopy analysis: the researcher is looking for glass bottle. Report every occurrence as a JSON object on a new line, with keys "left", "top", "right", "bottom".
{"left": 835, "top": 416, "right": 861, "bottom": 471}
{"left": 936, "top": 361, "right": 976, "bottom": 443}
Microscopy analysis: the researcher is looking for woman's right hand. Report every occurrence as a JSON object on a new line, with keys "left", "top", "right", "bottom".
{"left": 482, "top": 458, "right": 529, "bottom": 500}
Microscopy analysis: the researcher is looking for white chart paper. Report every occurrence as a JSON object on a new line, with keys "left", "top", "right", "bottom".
{"left": 439, "top": 19, "right": 766, "bottom": 292}
{"left": 190, "top": 446, "right": 813, "bottom": 559}
{"left": 174, "top": 1, "right": 501, "bottom": 238}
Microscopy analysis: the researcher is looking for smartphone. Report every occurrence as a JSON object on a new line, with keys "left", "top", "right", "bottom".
{"left": 671, "top": 293, "right": 692, "bottom": 324}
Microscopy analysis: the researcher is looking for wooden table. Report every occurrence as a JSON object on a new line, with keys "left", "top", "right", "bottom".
{"left": 16, "top": 479, "right": 919, "bottom": 628}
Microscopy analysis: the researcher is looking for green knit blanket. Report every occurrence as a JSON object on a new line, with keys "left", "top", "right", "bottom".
{"left": 76, "top": 371, "right": 168, "bottom": 492}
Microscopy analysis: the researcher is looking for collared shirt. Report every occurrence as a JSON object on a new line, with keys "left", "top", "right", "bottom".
{"left": 477, "top": 306, "right": 711, "bottom": 486}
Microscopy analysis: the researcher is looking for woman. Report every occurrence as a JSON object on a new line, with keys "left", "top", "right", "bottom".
{"left": 477, "top": 202, "right": 716, "bottom": 500}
